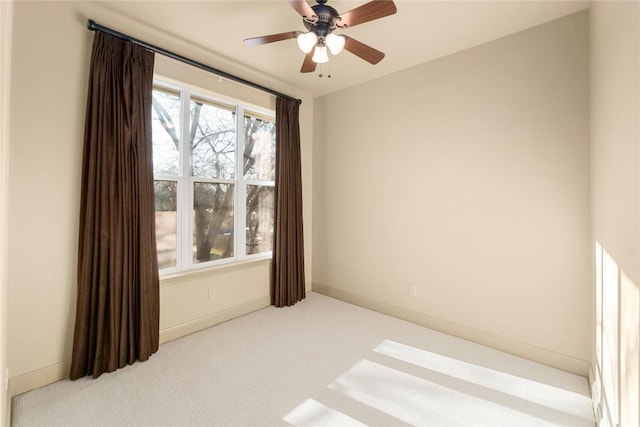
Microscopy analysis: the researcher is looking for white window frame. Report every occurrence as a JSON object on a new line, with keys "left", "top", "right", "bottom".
{"left": 153, "top": 80, "right": 275, "bottom": 276}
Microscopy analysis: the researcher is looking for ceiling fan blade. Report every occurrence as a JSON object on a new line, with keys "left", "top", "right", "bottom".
{"left": 337, "top": 0, "right": 397, "bottom": 28}
{"left": 343, "top": 36, "right": 385, "bottom": 64}
{"left": 300, "top": 50, "right": 317, "bottom": 73}
{"left": 244, "top": 31, "right": 300, "bottom": 47}
{"left": 287, "top": 0, "right": 317, "bottom": 22}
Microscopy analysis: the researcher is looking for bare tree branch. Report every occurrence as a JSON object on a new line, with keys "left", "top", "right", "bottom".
{"left": 152, "top": 95, "right": 179, "bottom": 150}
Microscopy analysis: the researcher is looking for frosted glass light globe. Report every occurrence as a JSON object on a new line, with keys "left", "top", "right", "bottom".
{"left": 325, "top": 34, "right": 345, "bottom": 55}
{"left": 312, "top": 45, "right": 329, "bottom": 63}
{"left": 297, "top": 32, "right": 317, "bottom": 54}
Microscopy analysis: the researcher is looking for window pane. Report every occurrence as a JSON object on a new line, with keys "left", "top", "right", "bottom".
{"left": 154, "top": 180, "right": 177, "bottom": 270}
{"left": 246, "top": 185, "right": 274, "bottom": 255}
{"left": 243, "top": 114, "right": 276, "bottom": 181}
{"left": 193, "top": 182, "right": 234, "bottom": 262}
{"left": 191, "top": 98, "right": 236, "bottom": 179}
{"left": 151, "top": 88, "right": 180, "bottom": 177}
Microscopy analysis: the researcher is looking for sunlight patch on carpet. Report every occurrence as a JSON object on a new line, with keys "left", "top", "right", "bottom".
{"left": 373, "top": 339, "right": 593, "bottom": 419}
{"left": 328, "top": 359, "right": 545, "bottom": 426}
{"left": 283, "top": 398, "right": 367, "bottom": 427}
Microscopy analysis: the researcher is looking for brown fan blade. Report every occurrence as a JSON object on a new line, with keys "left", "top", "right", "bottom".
{"left": 300, "top": 49, "right": 317, "bottom": 73}
{"left": 337, "top": 0, "right": 397, "bottom": 28}
{"left": 343, "top": 36, "right": 385, "bottom": 64}
{"left": 287, "top": 0, "right": 317, "bottom": 22}
{"left": 244, "top": 31, "right": 300, "bottom": 47}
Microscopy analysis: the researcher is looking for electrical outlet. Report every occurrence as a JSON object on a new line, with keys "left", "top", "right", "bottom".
{"left": 208, "top": 286, "right": 216, "bottom": 299}
{"left": 408, "top": 283, "right": 417, "bottom": 297}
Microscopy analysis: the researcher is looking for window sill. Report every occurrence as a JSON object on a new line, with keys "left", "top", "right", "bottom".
{"left": 159, "top": 257, "right": 272, "bottom": 288}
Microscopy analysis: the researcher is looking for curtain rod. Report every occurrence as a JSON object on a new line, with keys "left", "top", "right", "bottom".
{"left": 87, "top": 19, "right": 302, "bottom": 105}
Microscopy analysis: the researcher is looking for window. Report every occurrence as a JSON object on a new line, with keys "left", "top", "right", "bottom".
{"left": 152, "top": 82, "right": 276, "bottom": 274}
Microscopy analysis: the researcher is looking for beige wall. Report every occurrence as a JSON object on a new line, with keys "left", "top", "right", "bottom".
{"left": 8, "top": 2, "right": 639, "bottom": 422}
{"left": 590, "top": 2, "right": 640, "bottom": 426}
{"left": 313, "top": 11, "right": 591, "bottom": 374}
{"left": 7, "top": 0, "right": 313, "bottom": 396}
{"left": 1, "top": 1, "right": 13, "bottom": 425}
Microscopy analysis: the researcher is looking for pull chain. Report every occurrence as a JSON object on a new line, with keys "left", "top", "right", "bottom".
{"left": 317, "top": 62, "right": 332, "bottom": 79}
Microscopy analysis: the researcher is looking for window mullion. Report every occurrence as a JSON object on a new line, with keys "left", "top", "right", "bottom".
{"left": 236, "top": 105, "right": 246, "bottom": 260}
{"left": 180, "top": 88, "right": 192, "bottom": 270}
{"left": 245, "top": 180, "right": 274, "bottom": 187}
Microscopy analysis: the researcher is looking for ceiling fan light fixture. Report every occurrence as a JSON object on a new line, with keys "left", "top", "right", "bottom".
{"left": 312, "top": 45, "right": 329, "bottom": 63}
{"left": 244, "top": 0, "right": 398, "bottom": 73}
{"left": 325, "top": 33, "right": 345, "bottom": 55}
{"left": 297, "top": 32, "right": 318, "bottom": 53}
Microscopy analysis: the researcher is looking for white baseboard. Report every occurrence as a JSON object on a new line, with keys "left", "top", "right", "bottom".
{"left": 313, "top": 283, "right": 590, "bottom": 377}
{"left": 589, "top": 362, "right": 602, "bottom": 424}
{"left": 8, "top": 296, "right": 271, "bottom": 401}
{"left": 159, "top": 296, "right": 271, "bottom": 344}
{"left": 4, "top": 383, "right": 10, "bottom": 427}
{"left": 8, "top": 360, "right": 71, "bottom": 398}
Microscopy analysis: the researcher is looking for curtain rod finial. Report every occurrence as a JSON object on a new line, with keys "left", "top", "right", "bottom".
{"left": 87, "top": 19, "right": 96, "bottom": 30}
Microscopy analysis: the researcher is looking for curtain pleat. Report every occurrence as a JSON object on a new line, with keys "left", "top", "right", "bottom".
{"left": 70, "top": 32, "right": 158, "bottom": 379}
{"left": 272, "top": 97, "right": 305, "bottom": 307}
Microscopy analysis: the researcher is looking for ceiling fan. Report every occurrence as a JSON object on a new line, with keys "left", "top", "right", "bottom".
{"left": 244, "top": 0, "right": 397, "bottom": 73}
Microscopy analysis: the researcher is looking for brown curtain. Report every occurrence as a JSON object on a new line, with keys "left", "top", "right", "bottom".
{"left": 272, "top": 97, "right": 306, "bottom": 307}
{"left": 70, "top": 32, "right": 159, "bottom": 379}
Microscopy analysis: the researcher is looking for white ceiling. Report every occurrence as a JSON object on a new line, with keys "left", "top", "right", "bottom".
{"left": 95, "top": 1, "right": 590, "bottom": 97}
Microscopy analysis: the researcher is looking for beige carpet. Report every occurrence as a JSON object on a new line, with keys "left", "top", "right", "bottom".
{"left": 12, "top": 293, "right": 594, "bottom": 426}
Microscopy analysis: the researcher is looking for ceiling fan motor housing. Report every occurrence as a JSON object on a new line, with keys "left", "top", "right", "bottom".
{"left": 304, "top": 2, "right": 340, "bottom": 41}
